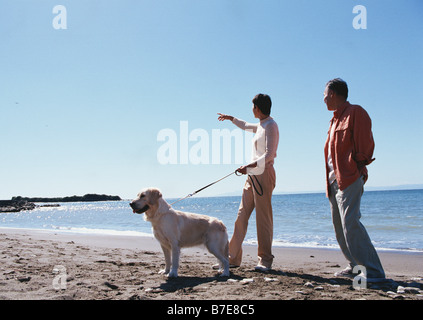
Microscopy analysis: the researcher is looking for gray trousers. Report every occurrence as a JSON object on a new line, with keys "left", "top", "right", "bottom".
{"left": 329, "top": 177, "right": 385, "bottom": 278}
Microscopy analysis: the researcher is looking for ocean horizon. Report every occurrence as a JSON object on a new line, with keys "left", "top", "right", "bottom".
{"left": 1, "top": 189, "right": 422, "bottom": 253}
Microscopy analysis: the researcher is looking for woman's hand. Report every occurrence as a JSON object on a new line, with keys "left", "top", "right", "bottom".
{"left": 236, "top": 165, "right": 248, "bottom": 175}
{"left": 236, "top": 162, "right": 257, "bottom": 175}
{"left": 217, "top": 113, "right": 234, "bottom": 121}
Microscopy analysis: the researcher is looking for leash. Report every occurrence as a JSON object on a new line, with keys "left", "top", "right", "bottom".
{"left": 169, "top": 170, "right": 264, "bottom": 206}
{"left": 170, "top": 170, "right": 242, "bottom": 206}
{"left": 248, "top": 174, "right": 263, "bottom": 196}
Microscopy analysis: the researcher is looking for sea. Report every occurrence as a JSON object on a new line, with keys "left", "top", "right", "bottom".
{"left": 1, "top": 189, "right": 422, "bottom": 253}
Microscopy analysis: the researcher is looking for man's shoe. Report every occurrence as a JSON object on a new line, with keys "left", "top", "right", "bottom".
{"left": 254, "top": 265, "right": 271, "bottom": 272}
{"left": 334, "top": 266, "right": 354, "bottom": 278}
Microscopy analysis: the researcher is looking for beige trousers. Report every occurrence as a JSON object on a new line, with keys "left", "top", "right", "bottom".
{"left": 229, "top": 165, "right": 276, "bottom": 268}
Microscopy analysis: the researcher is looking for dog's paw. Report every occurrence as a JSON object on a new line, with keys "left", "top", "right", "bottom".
{"left": 167, "top": 270, "right": 178, "bottom": 278}
{"left": 219, "top": 270, "right": 230, "bottom": 277}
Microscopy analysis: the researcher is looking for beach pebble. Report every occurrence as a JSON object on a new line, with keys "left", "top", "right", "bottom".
{"left": 410, "top": 277, "right": 422, "bottom": 281}
{"left": 103, "top": 281, "right": 119, "bottom": 290}
{"left": 17, "top": 276, "right": 31, "bottom": 283}
{"left": 404, "top": 287, "right": 421, "bottom": 294}
{"left": 304, "top": 282, "right": 314, "bottom": 288}
{"left": 397, "top": 286, "right": 405, "bottom": 294}
{"left": 240, "top": 278, "right": 254, "bottom": 285}
{"left": 295, "top": 290, "right": 308, "bottom": 295}
{"left": 3, "top": 270, "right": 15, "bottom": 275}
{"left": 145, "top": 287, "right": 162, "bottom": 293}
{"left": 314, "top": 286, "right": 324, "bottom": 291}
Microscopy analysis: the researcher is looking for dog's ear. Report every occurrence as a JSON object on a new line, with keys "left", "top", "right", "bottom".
{"left": 148, "top": 188, "right": 162, "bottom": 205}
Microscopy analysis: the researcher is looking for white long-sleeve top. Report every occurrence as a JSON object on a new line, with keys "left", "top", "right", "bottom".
{"left": 232, "top": 116, "right": 279, "bottom": 175}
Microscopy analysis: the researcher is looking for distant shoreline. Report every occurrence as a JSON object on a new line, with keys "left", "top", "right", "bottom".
{"left": 9, "top": 193, "right": 122, "bottom": 203}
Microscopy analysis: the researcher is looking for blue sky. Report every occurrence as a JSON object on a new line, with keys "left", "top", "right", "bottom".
{"left": 1, "top": 0, "right": 422, "bottom": 200}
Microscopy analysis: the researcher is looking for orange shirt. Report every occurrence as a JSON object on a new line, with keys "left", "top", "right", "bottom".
{"left": 324, "top": 101, "right": 375, "bottom": 196}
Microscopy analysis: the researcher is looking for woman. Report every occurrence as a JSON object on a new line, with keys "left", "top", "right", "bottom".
{"left": 217, "top": 93, "right": 279, "bottom": 271}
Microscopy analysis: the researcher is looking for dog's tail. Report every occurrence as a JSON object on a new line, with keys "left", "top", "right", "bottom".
{"left": 215, "top": 219, "right": 227, "bottom": 232}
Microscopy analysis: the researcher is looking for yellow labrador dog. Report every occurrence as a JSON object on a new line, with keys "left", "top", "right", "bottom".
{"left": 130, "top": 188, "right": 230, "bottom": 278}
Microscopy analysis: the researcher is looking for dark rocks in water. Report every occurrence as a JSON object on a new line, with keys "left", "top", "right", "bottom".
{"left": 0, "top": 200, "right": 36, "bottom": 213}
{"left": 0, "top": 194, "right": 121, "bottom": 212}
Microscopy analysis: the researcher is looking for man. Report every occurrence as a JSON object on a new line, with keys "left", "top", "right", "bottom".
{"left": 218, "top": 93, "right": 279, "bottom": 271}
{"left": 323, "top": 78, "right": 385, "bottom": 281}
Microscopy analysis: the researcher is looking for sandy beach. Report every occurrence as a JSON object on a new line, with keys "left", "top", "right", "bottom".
{"left": 0, "top": 227, "right": 422, "bottom": 302}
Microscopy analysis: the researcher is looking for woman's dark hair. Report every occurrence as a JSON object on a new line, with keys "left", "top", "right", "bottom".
{"left": 252, "top": 93, "right": 272, "bottom": 115}
{"left": 326, "top": 78, "right": 348, "bottom": 100}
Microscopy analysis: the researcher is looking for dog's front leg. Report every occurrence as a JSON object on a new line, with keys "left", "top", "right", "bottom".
{"left": 159, "top": 245, "right": 171, "bottom": 275}
{"left": 167, "top": 244, "right": 180, "bottom": 278}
